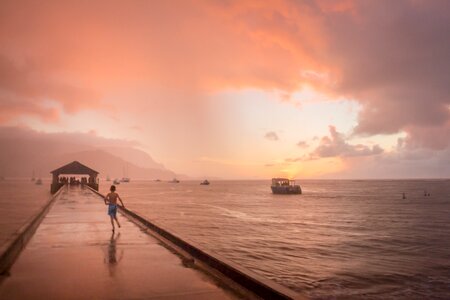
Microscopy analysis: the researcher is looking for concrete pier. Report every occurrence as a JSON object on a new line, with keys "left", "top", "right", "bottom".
{"left": 0, "top": 186, "right": 239, "bottom": 300}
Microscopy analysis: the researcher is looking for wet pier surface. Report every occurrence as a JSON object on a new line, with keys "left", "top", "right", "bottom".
{"left": 0, "top": 186, "right": 238, "bottom": 300}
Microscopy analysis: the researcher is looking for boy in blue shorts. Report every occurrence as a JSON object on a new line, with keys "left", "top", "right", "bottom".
{"left": 104, "top": 185, "right": 125, "bottom": 232}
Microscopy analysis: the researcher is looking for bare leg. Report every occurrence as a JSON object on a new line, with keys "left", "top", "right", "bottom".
{"left": 114, "top": 215, "right": 121, "bottom": 228}
{"left": 110, "top": 216, "right": 115, "bottom": 231}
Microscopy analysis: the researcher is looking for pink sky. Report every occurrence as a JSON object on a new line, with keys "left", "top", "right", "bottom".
{"left": 1, "top": 0, "right": 449, "bottom": 179}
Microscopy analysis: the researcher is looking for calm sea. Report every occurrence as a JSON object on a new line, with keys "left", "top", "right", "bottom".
{"left": 99, "top": 179, "right": 450, "bottom": 299}
{"left": 1, "top": 179, "right": 449, "bottom": 299}
{"left": 0, "top": 179, "right": 50, "bottom": 248}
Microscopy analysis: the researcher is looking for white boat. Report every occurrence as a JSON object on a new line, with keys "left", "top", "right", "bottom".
{"left": 271, "top": 178, "right": 301, "bottom": 194}
{"left": 200, "top": 179, "right": 210, "bottom": 185}
{"left": 113, "top": 179, "right": 121, "bottom": 185}
{"left": 169, "top": 178, "right": 180, "bottom": 183}
{"left": 35, "top": 178, "right": 43, "bottom": 185}
{"left": 121, "top": 165, "right": 131, "bottom": 183}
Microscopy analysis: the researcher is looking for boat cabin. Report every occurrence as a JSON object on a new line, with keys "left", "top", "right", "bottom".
{"left": 272, "top": 178, "right": 294, "bottom": 186}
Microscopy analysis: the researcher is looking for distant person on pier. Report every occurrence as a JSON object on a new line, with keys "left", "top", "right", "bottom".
{"left": 104, "top": 185, "right": 125, "bottom": 232}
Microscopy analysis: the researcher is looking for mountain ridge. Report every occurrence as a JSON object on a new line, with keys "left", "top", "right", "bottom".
{"left": 0, "top": 126, "right": 178, "bottom": 180}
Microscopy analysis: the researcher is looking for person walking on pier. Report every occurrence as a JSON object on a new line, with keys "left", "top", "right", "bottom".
{"left": 104, "top": 185, "right": 125, "bottom": 232}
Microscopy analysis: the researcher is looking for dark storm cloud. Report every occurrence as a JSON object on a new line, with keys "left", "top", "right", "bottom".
{"left": 321, "top": 0, "right": 450, "bottom": 148}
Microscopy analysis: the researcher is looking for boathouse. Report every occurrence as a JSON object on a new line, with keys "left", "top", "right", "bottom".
{"left": 50, "top": 161, "right": 99, "bottom": 194}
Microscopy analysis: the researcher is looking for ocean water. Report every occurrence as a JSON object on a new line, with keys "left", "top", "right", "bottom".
{"left": 98, "top": 179, "right": 450, "bottom": 299}
{"left": 0, "top": 179, "right": 448, "bottom": 299}
{"left": 0, "top": 179, "right": 51, "bottom": 248}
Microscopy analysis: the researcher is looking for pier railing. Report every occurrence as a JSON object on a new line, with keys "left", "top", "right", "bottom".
{"left": 87, "top": 187, "right": 306, "bottom": 300}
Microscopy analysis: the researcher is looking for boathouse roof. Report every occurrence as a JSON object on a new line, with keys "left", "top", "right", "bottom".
{"left": 50, "top": 161, "right": 99, "bottom": 176}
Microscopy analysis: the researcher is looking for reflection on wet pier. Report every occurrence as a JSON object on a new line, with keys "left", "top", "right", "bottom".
{"left": 0, "top": 186, "right": 237, "bottom": 300}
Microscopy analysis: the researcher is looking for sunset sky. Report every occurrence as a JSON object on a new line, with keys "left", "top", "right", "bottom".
{"left": 1, "top": 0, "right": 449, "bottom": 179}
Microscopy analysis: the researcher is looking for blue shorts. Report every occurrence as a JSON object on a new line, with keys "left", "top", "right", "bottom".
{"left": 108, "top": 204, "right": 117, "bottom": 217}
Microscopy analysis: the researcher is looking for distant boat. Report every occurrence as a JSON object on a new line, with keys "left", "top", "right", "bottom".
{"left": 113, "top": 179, "right": 121, "bottom": 185}
{"left": 200, "top": 180, "right": 210, "bottom": 185}
{"left": 169, "top": 178, "right": 180, "bottom": 183}
{"left": 35, "top": 178, "right": 43, "bottom": 185}
{"left": 121, "top": 164, "right": 130, "bottom": 183}
{"left": 271, "top": 178, "right": 301, "bottom": 194}
{"left": 154, "top": 179, "right": 161, "bottom": 182}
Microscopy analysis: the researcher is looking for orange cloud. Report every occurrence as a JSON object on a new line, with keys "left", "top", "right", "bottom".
{"left": 1, "top": 0, "right": 449, "bottom": 154}
{"left": 0, "top": 54, "right": 101, "bottom": 122}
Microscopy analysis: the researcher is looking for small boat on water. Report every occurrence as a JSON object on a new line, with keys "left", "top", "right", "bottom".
{"left": 35, "top": 178, "right": 43, "bottom": 185}
{"left": 271, "top": 178, "right": 302, "bottom": 194}
{"left": 154, "top": 179, "right": 161, "bottom": 182}
{"left": 169, "top": 178, "right": 180, "bottom": 183}
{"left": 113, "top": 179, "right": 121, "bottom": 185}
{"left": 200, "top": 180, "right": 210, "bottom": 185}
{"left": 121, "top": 165, "right": 130, "bottom": 183}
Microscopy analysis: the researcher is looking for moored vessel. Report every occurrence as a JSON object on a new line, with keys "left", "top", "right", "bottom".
{"left": 271, "top": 178, "right": 301, "bottom": 194}
{"left": 121, "top": 164, "right": 130, "bottom": 183}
